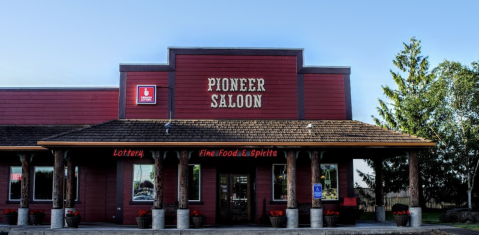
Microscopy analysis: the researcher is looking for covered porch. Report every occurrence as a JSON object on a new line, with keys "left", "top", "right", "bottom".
{"left": 33, "top": 119, "right": 434, "bottom": 229}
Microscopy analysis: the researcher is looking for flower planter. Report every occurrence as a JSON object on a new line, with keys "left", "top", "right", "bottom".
{"left": 135, "top": 217, "right": 152, "bottom": 229}
{"left": 191, "top": 216, "right": 205, "bottom": 228}
{"left": 269, "top": 216, "right": 285, "bottom": 228}
{"left": 394, "top": 215, "right": 409, "bottom": 227}
{"left": 29, "top": 214, "right": 45, "bottom": 225}
{"left": 324, "top": 215, "right": 339, "bottom": 227}
{"left": 66, "top": 216, "right": 82, "bottom": 228}
{"left": 4, "top": 214, "right": 18, "bottom": 225}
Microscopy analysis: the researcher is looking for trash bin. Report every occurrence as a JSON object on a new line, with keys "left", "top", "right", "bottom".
{"left": 340, "top": 197, "right": 358, "bottom": 224}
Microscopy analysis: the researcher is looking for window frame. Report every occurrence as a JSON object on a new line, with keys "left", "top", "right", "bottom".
{"left": 272, "top": 164, "right": 287, "bottom": 202}
{"left": 177, "top": 164, "right": 202, "bottom": 202}
{"left": 33, "top": 166, "right": 54, "bottom": 201}
{"left": 320, "top": 163, "right": 339, "bottom": 201}
{"left": 65, "top": 166, "right": 80, "bottom": 201}
{"left": 131, "top": 164, "right": 155, "bottom": 201}
{"left": 9, "top": 166, "right": 22, "bottom": 201}
{"left": 32, "top": 166, "right": 80, "bottom": 202}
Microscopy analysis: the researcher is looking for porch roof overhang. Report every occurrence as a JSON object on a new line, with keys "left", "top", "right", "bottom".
{"left": 36, "top": 119, "right": 435, "bottom": 149}
{"left": 0, "top": 125, "right": 86, "bottom": 151}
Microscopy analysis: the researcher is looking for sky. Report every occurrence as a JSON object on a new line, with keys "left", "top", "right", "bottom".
{"left": 1, "top": 0, "right": 478, "bottom": 187}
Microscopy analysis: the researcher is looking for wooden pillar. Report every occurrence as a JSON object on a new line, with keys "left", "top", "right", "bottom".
{"left": 409, "top": 151, "right": 420, "bottom": 207}
{"left": 287, "top": 150, "right": 296, "bottom": 209}
{"left": 53, "top": 150, "right": 65, "bottom": 209}
{"left": 374, "top": 159, "right": 384, "bottom": 206}
{"left": 65, "top": 155, "right": 75, "bottom": 208}
{"left": 19, "top": 154, "right": 30, "bottom": 208}
{"left": 153, "top": 150, "right": 164, "bottom": 209}
{"left": 311, "top": 151, "right": 321, "bottom": 208}
{"left": 178, "top": 150, "right": 188, "bottom": 209}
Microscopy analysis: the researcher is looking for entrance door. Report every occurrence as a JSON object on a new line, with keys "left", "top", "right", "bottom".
{"left": 218, "top": 174, "right": 251, "bottom": 223}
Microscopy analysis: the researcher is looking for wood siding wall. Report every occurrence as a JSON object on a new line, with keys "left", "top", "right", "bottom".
{"left": 175, "top": 55, "right": 298, "bottom": 119}
{"left": 304, "top": 74, "right": 346, "bottom": 120}
{"left": 0, "top": 90, "right": 118, "bottom": 125}
{"left": 125, "top": 72, "right": 169, "bottom": 119}
{"left": 77, "top": 164, "right": 116, "bottom": 223}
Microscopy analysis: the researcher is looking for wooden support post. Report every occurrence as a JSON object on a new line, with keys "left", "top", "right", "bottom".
{"left": 374, "top": 159, "right": 384, "bottom": 207}
{"left": 153, "top": 150, "right": 164, "bottom": 209}
{"left": 65, "top": 155, "right": 75, "bottom": 208}
{"left": 20, "top": 154, "right": 30, "bottom": 208}
{"left": 178, "top": 150, "right": 188, "bottom": 209}
{"left": 53, "top": 150, "right": 65, "bottom": 209}
{"left": 287, "top": 150, "right": 296, "bottom": 209}
{"left": 311, "top": 151, "right": 321, "bottom": 208}
{"left": 409, "top": 151, "right": 420, "bottom": 207}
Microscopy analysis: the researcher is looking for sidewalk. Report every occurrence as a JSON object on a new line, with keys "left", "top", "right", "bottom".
{"left": 1, "top": 220, "right": 478, "bottom": 235}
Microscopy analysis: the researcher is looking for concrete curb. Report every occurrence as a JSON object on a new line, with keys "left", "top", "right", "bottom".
{"left": 4, "top": 227, "right": 463, "bottom": 235}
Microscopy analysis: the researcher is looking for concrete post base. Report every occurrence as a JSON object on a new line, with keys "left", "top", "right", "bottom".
{"left": 51, "top": 208, "right": 64, "bottom": 229}
{"left": 286, "top": 208, "right": 298, "bottom": 228}
{"left": 64, "top": 207, "right": 75, "bottom": 227}
{"left": 177, "top": 209, "right": 189, "bottom": 229}
{"left": 310, "top": 208, "right": 323, "bottom": 228}
{"left": 375, "top": 206, "right": 385, "bottom": 222}
{"left": 18, "top": 208, "right": 29, "bottom": 225}
{"left": 410, "top": 207, "right": 422, "bottom": 227}
{"left": 152, "top": 209, "right": 165, "bottom": 230}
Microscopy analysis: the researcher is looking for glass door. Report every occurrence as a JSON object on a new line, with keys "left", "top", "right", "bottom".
{"left": 218, "top": 174, "right": 250, "bottom": 223}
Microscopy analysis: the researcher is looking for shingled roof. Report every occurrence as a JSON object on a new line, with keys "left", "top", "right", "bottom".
{"left": 0, "top": 125, "right": 85, "bottom": 150}
{"left": 38, "top": 119, "right": 434, "bottom": 148}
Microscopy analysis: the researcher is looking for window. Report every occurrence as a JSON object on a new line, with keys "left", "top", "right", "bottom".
{"left": 9, "top": 167, "right": 22, "bottom": 200}
{"left": 272, "top": 163, "right": 339, "bottom": 201}
{"left": 189, "top": 165, "right": 201, "bottom": 201}
{"left": 34, "top": 167, "right": 53, "bottom": 200}
{"left": 65, "top": 167, "right": 79, "bottom": 200}
{"left": 272, "top": 164, "right": 287, "bottom": 201}
{"left": 177, "top": 164, "right": 201, "bottom": 201}
{"left": 33, "top": 166, "right": 79, "bottom": 201}
{"left": 132, "top": 164, "right": 155, "bottom": 201}
{"left": 321, "top": 164, "right": 338, "bottom": 200}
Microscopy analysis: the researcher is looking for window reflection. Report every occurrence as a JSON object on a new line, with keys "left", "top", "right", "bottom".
{"left": 10, "top": 167, "right": 22, "bottom": 200}
{"left": 321, "top": 164, "right": 338, "bottom": 200}
{"left": 133, "top": 165, "right": 155, "bottom": 201}
{"left": 34, "top": 167, "right": 53, "bottom": 200}
{"left": 272, "top": 164, "right": 287, "bottom": 200}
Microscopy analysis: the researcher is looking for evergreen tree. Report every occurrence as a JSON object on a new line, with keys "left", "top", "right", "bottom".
{"left": 363, "top": 37, "right": 450, "bottom": 207}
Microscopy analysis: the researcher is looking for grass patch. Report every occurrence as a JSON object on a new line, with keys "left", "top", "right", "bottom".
{"left": 454, "top": 224, "right": 479, "bottom": 232}
{"left": 358, "top": 211, "right": 441, "bottom": 224}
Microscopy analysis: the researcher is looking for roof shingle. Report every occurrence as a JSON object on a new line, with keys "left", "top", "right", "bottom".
{"left": 38, "top": 119, "right": 433, "bottom": 145}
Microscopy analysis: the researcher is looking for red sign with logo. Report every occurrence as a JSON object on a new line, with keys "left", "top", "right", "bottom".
{"left": 11, "top": 173, "right": 22, "bottom": 181}
{"left": 137, "top": 85, "right": 156, "bottom": 104}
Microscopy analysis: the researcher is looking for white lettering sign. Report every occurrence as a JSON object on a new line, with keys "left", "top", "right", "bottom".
{"left": 208, "top": 78, "right": 265, "bottom": 109}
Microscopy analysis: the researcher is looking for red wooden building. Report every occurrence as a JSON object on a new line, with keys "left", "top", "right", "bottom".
{"left": 0, "top": 48, "right": 433, "bottom": 228}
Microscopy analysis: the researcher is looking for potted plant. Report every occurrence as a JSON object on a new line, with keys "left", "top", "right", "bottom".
{"left": 393, "top": 210, "right": 410, "bottom": 227}
{"left": 29, "top": 209, "right": 45, "bottom": 225}
{"left": 324, "top": 209, "right": 339, "bottom": 227}
{"left": 190, "top": 210, "right": 205, "bottom": 228}
{"left": 269, "top": 210, "right": 285, "bottom": 228}
{"left": 65, "top": 210, "right": 81, "bottom": 228}
{"left": 2, "top": 209, "right": 18, "bottom": 225}
{"left": 135, "top": 209, "right": 152, "bottom": 229}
